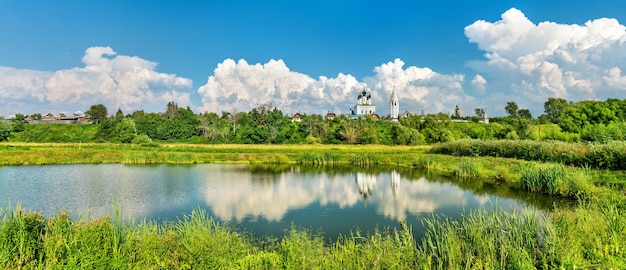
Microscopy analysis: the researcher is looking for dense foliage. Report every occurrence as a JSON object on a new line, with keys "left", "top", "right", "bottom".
{"left": 7, "top": 97, "right": 626, "bottom": 145}
{"left": 431, "top": 139, "right": 626, "bottom": 170}
{"left": 0, "top": 117, "right": 10, "bottom": 141}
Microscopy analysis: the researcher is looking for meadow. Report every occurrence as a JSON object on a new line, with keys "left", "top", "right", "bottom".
{"left": 1, "top": 141, "right": 625, "bottom": 268}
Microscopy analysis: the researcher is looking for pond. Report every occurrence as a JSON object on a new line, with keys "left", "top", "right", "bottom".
{"left": 0, "top": 163, "right": 558, "bottom": 240}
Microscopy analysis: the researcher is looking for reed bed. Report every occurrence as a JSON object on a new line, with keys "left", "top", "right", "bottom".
{"left": 452, "top": 158, "right": 481, "bottom": 178}
{"left": 1, "top": 204, "right": 624, "bottom": 269}
{"left": 431, "top": 139, "right": 626, "bottom": 170}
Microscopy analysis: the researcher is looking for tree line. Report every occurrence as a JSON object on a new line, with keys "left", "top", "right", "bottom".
{"left": 3, "top": 97, "right": 626, "bottom": 144}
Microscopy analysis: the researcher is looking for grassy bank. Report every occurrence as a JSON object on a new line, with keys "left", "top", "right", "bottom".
{"left": 0, "top": 142, "right": 429, "bottom": 166}
{"left": 430, "top": 139, "right": 626, "bottom": 170}
{"left": 1, "top": 203, "right": 624, "bottom": 269}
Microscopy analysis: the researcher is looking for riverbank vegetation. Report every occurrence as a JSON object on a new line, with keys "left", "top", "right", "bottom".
{"left": 1, "top": 201, "right": 624, "bottom": 269}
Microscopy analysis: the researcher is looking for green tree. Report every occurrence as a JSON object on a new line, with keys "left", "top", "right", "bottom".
{"left": 11, "top": 113, "right": 25, "bottom": 132}
{"left": 452, "top": 105, "right": 462, "bottom": 119}
{"left": 156, "top": 106, "right": 200, "bottom": 140}
{"left": 0, "top": 117, "right": 10, "bottom": 141}
{"left": 474, "top": 108, "right": 485, "bottom": 118}
{"left": 30, "top": 113, "right": 42, "bottom": 120}
{"left": 115, "top": 118, "right": 137, "bottom": 143}
{"left": 199, "top": 112, "right": 221, "bottom": 140}
{"left": 518, "top": 109, "right": 532, "bottom": 119}
{"left": 135, "top": 112, "right": 162, "bottom": 139}
{"left": 505, "top": 101, "right": 518, "bottom": 117}
{"left": 115, "top": 108, "right": 124, "bottom": 120}
{"left": 544, "top": 97, "right": 569, "bottom": 123}
{"left": 86, "top": 104, "right": 108, "bottom": 124}
{"left": 165, "top": 101, "right": 180, "bottom": 120}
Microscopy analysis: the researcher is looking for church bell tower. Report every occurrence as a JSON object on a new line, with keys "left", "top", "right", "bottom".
{"left": 390, "top": 87, "right": 399, "bottom": 122}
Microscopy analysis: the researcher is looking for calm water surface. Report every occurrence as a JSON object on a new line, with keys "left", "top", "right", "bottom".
{"left": 0, "top": 164, "right": 556, "bottom": 239}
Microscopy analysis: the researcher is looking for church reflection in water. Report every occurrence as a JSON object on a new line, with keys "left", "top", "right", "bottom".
{"left": 2, "top": 164, "right": 534, "bottom": 239}
{"left": 198, "top": 165, "right": 513, "bottom": 223}
{"left": 355, "top": 170, "right": 400, "bottom": 199}
{"left": 356, "top": 172, "right": 377, "bottom": 199}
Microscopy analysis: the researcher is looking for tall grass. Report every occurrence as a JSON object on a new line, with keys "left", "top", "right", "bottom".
{"left": 515, "top": 163, "right": 596, "bottom": 199}
{"left": 420, "top": 208, "right": 554, "bottom": 269}
{"left": 518, "top": 164, "right": 565, "bottom": 194}
{"left": 1, "top": 204, "right": 624, "bottom": 269}
{"left": 431, "top": 139, "right": 626, "bottom": 170}
{"left": 453, "top": 158, "right": 481, "bottom": 178}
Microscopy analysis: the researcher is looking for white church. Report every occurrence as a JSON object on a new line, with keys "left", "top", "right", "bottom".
{"left": 350, "top": 88, "right": 376, "bottom": 116}
{"left": 349, "top": 87, "right": 399, "bottom": 122}
{"left": 342, "top": 87, "right": 488, "bottom": 123}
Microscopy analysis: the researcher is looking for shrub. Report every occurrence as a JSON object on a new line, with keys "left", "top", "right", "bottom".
{"left": 431, "top": 139, "right": 626, "bottom": 170}
{"left": 131, "top": 134, "right": 152, "bottom": 144}
{"left": 0, "top": 117, "right": 10, "bottom": 141}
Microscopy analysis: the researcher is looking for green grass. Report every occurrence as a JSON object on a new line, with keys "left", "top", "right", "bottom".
{"left": 430, "top": 139, "right": 626, "bottom": 170}
{"left": 452, "top": 158, "right": 482, "bottom": 178}
{"left": 1, "top": 204, "right": 624, "bottom": 269}
{"left": 10, "top": 124, "right": 98, "bottom": 143}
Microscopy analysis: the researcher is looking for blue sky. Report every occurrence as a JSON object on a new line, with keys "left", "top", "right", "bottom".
{"left": 2, "top": 1, "right": 626, "bottom": 117}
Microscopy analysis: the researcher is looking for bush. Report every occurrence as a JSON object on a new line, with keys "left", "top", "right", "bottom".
{"left": 131, "top": 134, "right": 152, "bottom": 144}
{"left": 431, "top": 139, "right": 626, "bottom": 170}
{"left": 0, "top": 117, "right": 9, "bottom": 141}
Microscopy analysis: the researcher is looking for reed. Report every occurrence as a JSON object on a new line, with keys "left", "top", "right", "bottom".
{"left": 453, "top": 158, "right": 481, "bottom": 178}
{"left": 0, "top": 204, "right": 624, "bottom": 269}
{"left": 517, "top": 164, "right": 565, "bottom": 194}
{"left": 414, "top": 156, "right": 441, "bottom": 171}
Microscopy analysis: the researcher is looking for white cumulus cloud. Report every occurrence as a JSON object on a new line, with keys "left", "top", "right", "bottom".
{"left": 471, "top": 74, "right": 487, "bottom": 92}
{"left": 366, "top": 58, "right": 469, "bottom": 114}
{"left": 197, "top": 58, "right": 369, "bottom": 114}
{"left": 197, "top": 58, "right": 472, "bottom": 116}
{"left": 465, "top": 7, "right": 626, "bottom": 114}
{"left": 0, "top": 46, "right": 193, "bottom": 115}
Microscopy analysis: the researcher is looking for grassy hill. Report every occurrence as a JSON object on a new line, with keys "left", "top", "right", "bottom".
{"left": 10, "top": 124, "right": 98, "bottom": 143}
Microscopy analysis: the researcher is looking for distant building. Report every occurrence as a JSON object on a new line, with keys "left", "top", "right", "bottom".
{"left": 351, "top": 89, "right": 375, "bottom": 116}
{"left": 349, "top": 88, "right": 376, "bottom": 119}
{"left": 290, "top": 112, "right": 302, "bottom": 122}
{"left": 27, "top": 111, "right": 90, "bottom": 124}
{"left": 390, "top": 87, "right": 399, "bottom": 122}
{"left": 400, "top": 111, "right": 411, "bottom": 119}
{"left": 324, "top": 112, "right": 337, "bottom": 121}
{"left": 481, "top": 111, "right": 489, "bottom": 124}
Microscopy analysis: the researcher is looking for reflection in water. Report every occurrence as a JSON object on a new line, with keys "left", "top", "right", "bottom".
{"left": 356, "top": 172, "right": 376, "bottom": 199}
{"left": 0, "top": 164, "right": 557, "bottom": 239}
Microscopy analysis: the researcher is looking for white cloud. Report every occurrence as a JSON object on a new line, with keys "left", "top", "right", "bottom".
{"left": 200, "top": 169, "right": 471, "bottom": 223}
{"left": 0, "top": 46, "right": 193, "bottom": 115}
{"left": 465, "top": 8, "right": 626, "bottom": 114}
{"left": 0, "top": 67, "right": 50, "bottom": 103}
{"left": 471, "top": 74, "right": 487, "bottom": 92}
{"left": 197, "top": 58, "right": 362, "bottom": 114}
{"left": 366, "top": 58, "right": 469, "bottom": 114}
{"left": 197, "top": 58, "right": 472, "bottom": 116}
